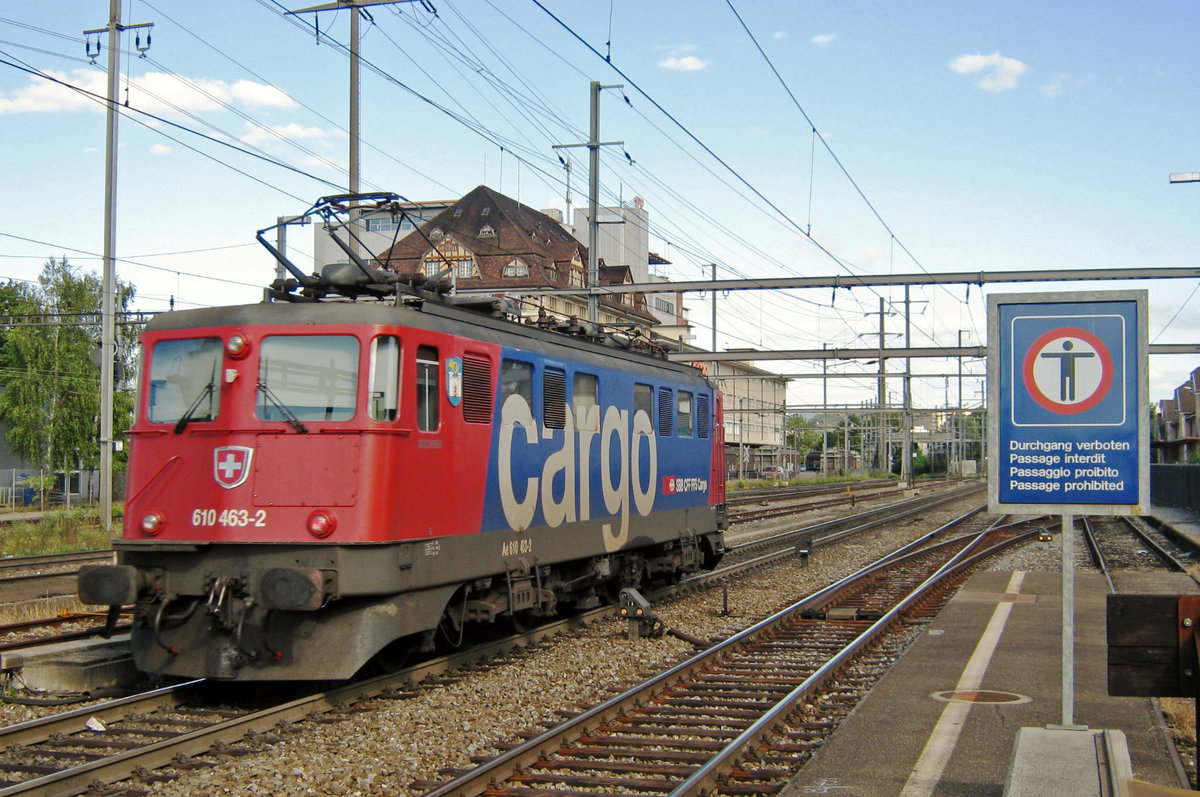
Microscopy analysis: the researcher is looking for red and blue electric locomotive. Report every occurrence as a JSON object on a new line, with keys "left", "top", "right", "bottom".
{"left": 80, "top": 196, "right": 727, "bottom": 681}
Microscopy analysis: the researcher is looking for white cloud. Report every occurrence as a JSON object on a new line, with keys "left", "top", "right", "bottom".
{"left": 301, "top": 153, "right": 343, "bottom": 172}
{"left": 230, "top": 80, "right": 294, "bottom": 109}
{"left": 1041, "top": 76, "right": 1065, "bottom": 98}
{"left": 949, "top": 52, "right": 1027, "bottom": 91}
{"left": 0, "top": 68, "right": 295, "bottom": 116}
{"left": 1041, "top": 72, "right": 1095, "bottom": 98}
{"left": 659, "top": 55, "right": 709, "bottom": 72}
{"left": 150, "top": 143, "right": 171, "bottom": 156}
{"left": 774, "top": 31, "right": 788, "bottom": 40}
{"left": 811, "top": 34, "right": 837, "bottom": 47}
{"left": 0, "top": 69, "right": 106, "bottom": 114}
{"left": 242, "top": 121, "right": 340, "bottom": 146}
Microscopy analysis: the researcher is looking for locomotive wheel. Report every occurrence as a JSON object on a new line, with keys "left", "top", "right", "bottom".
{"left": 509, "top": 611, "right": 532, "bottom": 633}
{"left": 372, "top": 637, "right": 415, "bottom": 673}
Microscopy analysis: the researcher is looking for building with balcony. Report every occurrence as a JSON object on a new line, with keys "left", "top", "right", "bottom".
{"left": 1153, "top": 367, "right": 1200, "bottom": 463}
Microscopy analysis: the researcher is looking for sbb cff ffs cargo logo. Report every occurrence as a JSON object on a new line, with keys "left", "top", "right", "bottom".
{"left": 663, "top": 476, "right": 708, "bottom": 495}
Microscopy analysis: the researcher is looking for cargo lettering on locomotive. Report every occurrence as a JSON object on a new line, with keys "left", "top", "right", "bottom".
{"left": 498, "top": 394, "right": 657, "bottom": 552}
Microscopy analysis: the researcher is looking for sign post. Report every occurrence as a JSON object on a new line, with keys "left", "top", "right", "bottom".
{"left": 988, "top": 290, "right": 1148, "bottom": 728}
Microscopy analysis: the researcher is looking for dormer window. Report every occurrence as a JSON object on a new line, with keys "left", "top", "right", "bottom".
{"left": 453, "top": 208, "right": 463, "bottom": 217}
{"left": 503, "top": 258, "right": 528, "bottom": 277}
{"left": 481, "top": 207, "right": 490, "bottom": 216}
{"left": 479, "top": 225, "right": 496, "bottom": 238}
{"left": 429, "top": 227, "right": 444, "bottom": 241}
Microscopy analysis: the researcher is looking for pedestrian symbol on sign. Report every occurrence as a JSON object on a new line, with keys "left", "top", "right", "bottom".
{"left": 1023, "top": 327, "right": 1112, "bottom": 414}
{"left": 1040, "top": 339, "right": 1094, "bottom": 402}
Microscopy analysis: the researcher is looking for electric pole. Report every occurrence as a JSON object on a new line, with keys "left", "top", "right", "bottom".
{"left": 553, "top": 81, "right": 624, "bottom": 324}
{"left": 287, "top": 0, "right": 418, "bottom": 258}
{"left": 84, "top": 1, "right": 152, "bottom": 532}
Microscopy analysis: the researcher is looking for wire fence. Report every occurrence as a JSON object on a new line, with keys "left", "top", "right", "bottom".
{"left": 0, "top": 469, "right": 102, "bottom": 513}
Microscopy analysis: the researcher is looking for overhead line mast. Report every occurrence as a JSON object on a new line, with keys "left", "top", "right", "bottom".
{"left": 286, "top": 0, "right": 425, "bottom": 259}
{"left": 554, "top": 81, "right": 624, "bottom": 325}
{"left": 83, "top": 0, "right": 153, "bottom": 533}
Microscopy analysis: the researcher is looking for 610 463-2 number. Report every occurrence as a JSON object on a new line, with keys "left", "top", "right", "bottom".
{"left": 191, "top": 508, "right": 267, "bottom": 528}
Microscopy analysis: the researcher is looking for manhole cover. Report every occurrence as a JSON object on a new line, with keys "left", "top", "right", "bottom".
{"left": 934, "top": 690, "right": 1030, "bottom": 704}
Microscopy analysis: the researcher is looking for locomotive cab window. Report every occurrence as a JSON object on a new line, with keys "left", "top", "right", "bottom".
{"left": 634, "top": 384, "right": 653, "bottom": 426}
{"left": 416, "top": 346, "right": 439, "bottom": 431}
{"left": 500, "top": 360, "right": 534, "bottom": 407}
{"left": 147, "top": 337, "right": 223, "bottom": 424}
{"left": 573, "top": 373, "right": 598, "bottom": 431}
{"left": 368, "top": 336, "right": 400, "bottom": 421}
{"left": 258, "top": 335, "right": 358, "bottom": 422}
{"left": 678, "top": 391, "right": 694, "bottom": 437}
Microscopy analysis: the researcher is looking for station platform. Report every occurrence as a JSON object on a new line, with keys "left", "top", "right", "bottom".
{"left": 3, "top": 634, "right": 134, "bottom": 695}
{"left": 780, "top": 567, "right": 1197, "bottom": 797}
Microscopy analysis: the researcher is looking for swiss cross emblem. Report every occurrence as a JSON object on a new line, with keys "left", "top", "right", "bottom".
{"left": 214, "top": 446, "right": 253, "bottom": 489}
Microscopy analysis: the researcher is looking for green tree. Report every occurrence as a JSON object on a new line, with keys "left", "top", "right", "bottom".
{"left": 0, "top": 258, "right": 137, "bottom": 474}
{"left": 785, "top": 414, "right": 822, "bottom": 455}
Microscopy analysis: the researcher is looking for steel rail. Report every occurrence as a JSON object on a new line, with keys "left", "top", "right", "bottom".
{"left": 0, "top": 551, "right": 113, "bottom": 572}
{"left": 1084, "top": 517, "right": 1194, "bottom": 791}
{"left": 1081, "top": 516, "right": 1117, "bottom": 594}
{"left": 418, "top": 508, "right": 1022, "bottom": 797}
{"left": 1121, "top": 516, "right": 1191, "bottom": 573}
{"left": 727, "top": 482, "right": 985, "bottom": 556}
{"left": 726, "top": 478, "right": 901, "bottom": 506}
{"left": 0, "top": 679, "right": 204, "bottom": 752}
{"left": 670, "top": 522, "right": 1036, "bottom": 796}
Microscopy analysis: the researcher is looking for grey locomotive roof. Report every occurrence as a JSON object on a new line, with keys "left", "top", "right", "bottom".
{"left": 145, "top": 300, "right": 709, "bottom": 384}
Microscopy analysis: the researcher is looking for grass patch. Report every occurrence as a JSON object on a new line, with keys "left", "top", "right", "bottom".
{"left": 0, "top": 509, "right": 115, "bottom": 557}
{"left": 0, "top": 596, "right": 89, "bottom": 626}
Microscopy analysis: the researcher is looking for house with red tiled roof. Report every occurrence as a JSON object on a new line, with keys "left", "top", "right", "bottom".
{"left": 372, "top": 184, "right": 791, "bottom": 477}
{"left": 375, "top": 185, "right": 657, "bottom": 328}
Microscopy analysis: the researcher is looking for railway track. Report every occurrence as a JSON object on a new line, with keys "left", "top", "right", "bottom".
{"left": 0, "top": 551, "right": 112, "bottom": 577}
{"left": 726, "top": 478, "right": 899, "bottom": 506}
{"left": 726, "top": 478, "right": 962, "bottom": 524}
{"left": 0, "top": 488, "right": 992, "bottom": 794}
{"left": 0, "top": 613, "right": 131, "bottom": 654}
{"left": 0, "top": 552, "right": 114, "bottom": 606}
{"left": 725, "top": 481, "right": 985, "bottom": 559}
{"left": 1081, "top": 514, "right": 1200, "bottom": 590}
{"left": 417, "top": 510, "right": 1039, "bottom": 797}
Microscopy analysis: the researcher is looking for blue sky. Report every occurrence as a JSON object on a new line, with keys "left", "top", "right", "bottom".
{"left": 2, "top": 1, "right": 1197, "bottom": 411}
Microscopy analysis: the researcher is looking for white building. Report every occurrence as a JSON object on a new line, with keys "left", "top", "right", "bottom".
{"left": 571, "top": 201, "right": 687, "bottom": 331}
{"left": 311, "top": 200, "right": 453, "bottom": 269}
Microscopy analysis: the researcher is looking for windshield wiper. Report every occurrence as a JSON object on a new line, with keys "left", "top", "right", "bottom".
{"left": 256, "top": 380, "right": 309, "bottom": 434}
{"left": 173, "top": 382, "right": 216, "bottom": 434}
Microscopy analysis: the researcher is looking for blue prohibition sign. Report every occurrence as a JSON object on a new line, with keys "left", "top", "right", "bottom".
{"left": 998, "top": 298, "right": 1139, "bottom": 507}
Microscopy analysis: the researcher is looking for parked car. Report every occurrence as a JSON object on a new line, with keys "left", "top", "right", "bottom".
{"left": 762, "top": 466, "right": 785, "bottom": 480}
